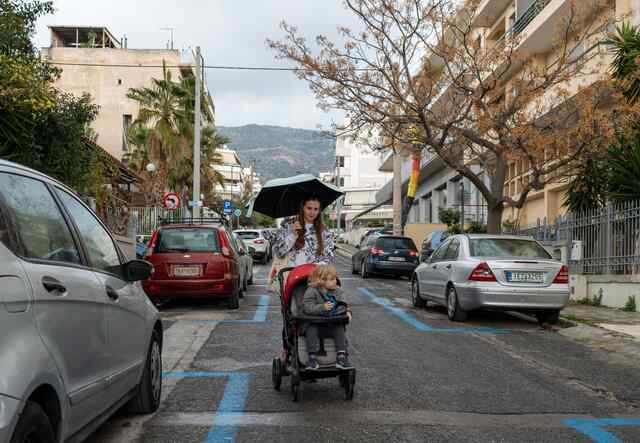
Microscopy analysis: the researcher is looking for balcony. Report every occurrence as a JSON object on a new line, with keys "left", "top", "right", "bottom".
{"left": 511, "top": 0, "right": 551, "bottom": 36}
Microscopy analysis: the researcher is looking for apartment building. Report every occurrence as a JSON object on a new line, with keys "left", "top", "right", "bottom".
{"left": 41, "top": 26, "right": 215, "bottom": 160}
{"left": 212, "top": 146, "right": 245, "bottom": 201}
{"left": 377, "top": 0, "right": 638, "bottom": 243}
{"left": 334, "top": 129, "right": 394, "bottom": 229}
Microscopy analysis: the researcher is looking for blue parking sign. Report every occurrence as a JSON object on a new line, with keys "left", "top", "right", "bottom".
{"left": 223, "top": 200, "right": 232, "bottom": 210}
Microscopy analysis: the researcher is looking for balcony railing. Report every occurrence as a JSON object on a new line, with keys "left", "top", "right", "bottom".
{"left": 511, "top": 0, "right": 551, "bottom": 37}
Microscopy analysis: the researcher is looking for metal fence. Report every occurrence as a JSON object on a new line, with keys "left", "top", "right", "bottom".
{"left": 507, "top": 200, "right": 640, "bottom": 275}
{"left": 125, "top": 207, "right": 193, "bottom": 236}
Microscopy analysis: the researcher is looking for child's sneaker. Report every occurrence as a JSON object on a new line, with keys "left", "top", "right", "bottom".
{"left": 335, "top": 352, "right": 353, "bottom": 369}
{"left": 307, "top": 354, "right": 319, "bottom": 370}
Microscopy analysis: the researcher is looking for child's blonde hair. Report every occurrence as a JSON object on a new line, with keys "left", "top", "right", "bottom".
{"left": 308, "top": 265, "right": 338, "bottom": 288}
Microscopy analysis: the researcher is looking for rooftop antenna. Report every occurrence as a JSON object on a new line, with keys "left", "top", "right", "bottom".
{"left": 160, "top": 27, "right": 174, "bottom": 50}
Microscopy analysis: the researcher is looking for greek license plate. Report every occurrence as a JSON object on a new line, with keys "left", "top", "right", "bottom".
{"left": 506, "top": 271, "right": 543, "bottom": 283}
{"left": 173, "top": 266, "right": 201, "bottom": 277}
{"left": 388, "top": 257, "right": 405, "bottom": 262}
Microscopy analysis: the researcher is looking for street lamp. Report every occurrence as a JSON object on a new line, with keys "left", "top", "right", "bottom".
{"left": 146, "top": 162, "right": 157, "bottom": 173}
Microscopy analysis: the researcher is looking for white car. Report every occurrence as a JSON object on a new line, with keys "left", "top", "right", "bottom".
{"left": 234, "top": 229, "right": 272, "bottom": 264}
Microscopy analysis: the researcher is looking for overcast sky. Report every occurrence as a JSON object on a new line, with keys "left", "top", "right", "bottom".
{"left": 35, "top": 1, "right": 363, "bottom": 130}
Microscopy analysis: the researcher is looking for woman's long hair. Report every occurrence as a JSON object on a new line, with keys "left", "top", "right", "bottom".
{"left": 294, "top": 196, "right": 324, "bottom": 256}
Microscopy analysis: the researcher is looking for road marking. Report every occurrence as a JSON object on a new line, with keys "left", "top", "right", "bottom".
{"left": 189, "top": 295, "right": 272, "bottom": 324}
{"left": 163, "top": 371, "right": 250, "bottom": 443}
{"left": 357, "top": 287, "right": 509, "bottom": 334}
{"left": 564, "top": 418, "right": 640, "bottom": 443}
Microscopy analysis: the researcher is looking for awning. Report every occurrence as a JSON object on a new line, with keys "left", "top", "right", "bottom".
{"left": 352, "top": 200, "right": 391, "bottom": 221}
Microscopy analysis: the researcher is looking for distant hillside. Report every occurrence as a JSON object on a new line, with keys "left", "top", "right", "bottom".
{"left": 217, "top": 124, "right": 335, "bottom": 182}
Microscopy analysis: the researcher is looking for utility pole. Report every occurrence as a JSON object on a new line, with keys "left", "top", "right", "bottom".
{"left": 192, "top": 46, "right": 202, "bottom": 218}
{"left": 392, "top": 147, "right": 402, "bottom": 236}
{"left": 460, "top": 181, "right": 465, "bottom": 233}
{"left": 335, "top": 155, "right": 342, "bottom": 235}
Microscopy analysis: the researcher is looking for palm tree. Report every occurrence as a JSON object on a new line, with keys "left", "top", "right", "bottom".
{"left": 606, "top": 22, "right": 640, "bottom": 104}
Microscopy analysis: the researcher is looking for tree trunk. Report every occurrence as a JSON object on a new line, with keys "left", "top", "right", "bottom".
{"left": 486, "top": 204, "right": 504, "bottom": 234}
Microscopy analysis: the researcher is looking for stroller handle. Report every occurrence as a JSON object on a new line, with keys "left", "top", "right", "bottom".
{"left": 277, "top": 266, "right": 295, "bottom": 288}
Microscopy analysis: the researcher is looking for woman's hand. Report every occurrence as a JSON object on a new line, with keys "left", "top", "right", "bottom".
{"left": 292, "top": 221, "right": 303, "bottom": 232}
{"left": 323, "top": 301, "right": 334, "bottom": 311}
{"left": 347, "top": 311, "right": 352, "bottom": 321}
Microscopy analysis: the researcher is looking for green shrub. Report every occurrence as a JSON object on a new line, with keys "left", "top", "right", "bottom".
{"left": 623, "top": 295, "right": 637, "bottom": 312}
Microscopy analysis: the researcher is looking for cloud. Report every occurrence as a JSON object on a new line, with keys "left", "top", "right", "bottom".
{"left": 36, "top": 0, "right": 362, "bottom": 129}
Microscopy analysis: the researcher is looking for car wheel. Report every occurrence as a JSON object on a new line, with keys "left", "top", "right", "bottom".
{"left": 446, "top": 285, "right": 468, "bottom": 322}
{"left": 127, "top": 330, "right": 162, "bottom": 414}
{"left": 361, "top": 260, "right": 369, "bottom": 279}
{"left": 228, "top": 285, "right": 240, "bottom": 309}
{"left": 536, "top": 309, "right": 560, "bottom": 325}
{"left": 10, "top": 401, "right": 55, "bottom": 443}
{"left": 411, "top": 276, "right": 426, "bottom": 308}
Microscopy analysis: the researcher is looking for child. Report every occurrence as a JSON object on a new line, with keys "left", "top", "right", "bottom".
{"left": 302, "top": 265, "right": 353, "bottom": 370}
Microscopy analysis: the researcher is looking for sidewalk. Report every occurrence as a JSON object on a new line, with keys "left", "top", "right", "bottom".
{"left": 336, "top": 243, "right": 358, "bottom": 257}
{"left": 561, "top": 303, "right": 640, "bottom": 340}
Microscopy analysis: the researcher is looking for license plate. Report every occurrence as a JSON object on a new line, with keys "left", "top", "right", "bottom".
{"left": 172, "top": 266, "right": 201, "bottom": 277}
{"left": 388, "top": 257, "right": 406, "bottom": 262}
{"left": 506, "top": 271, "right": 543, "bottom": 283}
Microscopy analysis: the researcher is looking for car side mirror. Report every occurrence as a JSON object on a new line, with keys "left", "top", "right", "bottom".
{"left": 123, "top": 259, "right": 154, "bottom": 282}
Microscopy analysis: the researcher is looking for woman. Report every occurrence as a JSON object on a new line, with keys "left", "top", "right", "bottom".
{"left": 271, "top": 195, "right": 335, "bottom": 265}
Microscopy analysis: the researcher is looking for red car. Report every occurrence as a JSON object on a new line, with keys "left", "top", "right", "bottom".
{"left": 142, "top": 219, "right": 243, "bottom": 309}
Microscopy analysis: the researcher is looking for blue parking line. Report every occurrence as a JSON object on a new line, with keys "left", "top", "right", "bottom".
{"left": 357, "top": 287, "right": 510, "bottom": 334}
{"left": 189, "top": 295, "right": 271, "bottom": 324}
{"left": 163, "top": 371, "right": 250, "bottom": 443}
{"left": 564, "top": 418, "right": 640, "bottom": 443}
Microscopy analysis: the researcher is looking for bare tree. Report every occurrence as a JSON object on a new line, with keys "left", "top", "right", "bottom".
{"left": 268, "top": 0, "right": 637, "bottom": 232}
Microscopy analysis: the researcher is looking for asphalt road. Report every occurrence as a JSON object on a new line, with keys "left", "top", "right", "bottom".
{"left": 92, "top": 253, "right": 640, "bottom": 443}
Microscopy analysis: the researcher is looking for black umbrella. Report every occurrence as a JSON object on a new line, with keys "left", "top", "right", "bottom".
{"left": 246, "top": 174, "right": 343, "bottom": 219}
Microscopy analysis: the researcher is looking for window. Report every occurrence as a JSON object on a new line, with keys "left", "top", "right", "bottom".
{"left": 443, "top": 239, "right": 460, "bottom": 260}
{"left": 56, "top": 190, "right": 122, "bottom": 274}
{"left": 431, "top": 240, "right": 450, "bottom": 261}
{"left": 0, "top": 205, "right": 11, "bottom": 250}
{"left": 337, "top": 156, "right": 345, "bottom": 167}
{"left": 376, "top": 237, "right": 417, "bottom": 250}
{"left": 469, "top": 238, "right": 551, "bottom": 259}
{"left": 156, "top": 228, "right": 220, "bottom": 253}
{"left": 0, "top": 173, "right": 80, "bottom": 265}
{"left": 235, "top": 231, "right": 260, "bottom": 240}
{"left": 117, "top": 78, "right": 122, "bottom": 85}
{"left": 339, "top": 177, "right": 345, "bottom": 187}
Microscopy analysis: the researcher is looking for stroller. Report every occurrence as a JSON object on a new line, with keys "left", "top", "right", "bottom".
{"left": 271, "top": 264, "right": 356, "bottom": 402}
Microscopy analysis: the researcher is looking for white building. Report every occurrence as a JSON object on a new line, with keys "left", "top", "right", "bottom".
{"left": 213, "top": 146, "right": 244, "bottom": 201}
{"left": 241, "top": 166, "right": 262, "bottom": 196}
{"left": 334, "top": 129, "right": 393, "bottom": 230}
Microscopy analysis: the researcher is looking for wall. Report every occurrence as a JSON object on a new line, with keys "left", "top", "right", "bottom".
{"left": 41, "top": 47, "right": 184, "bottom": 160}
{"left": 404, "top": 223, "right": 448, "bottom": 249}
{"left": 570, "top": 274, "right": 640, "bottom": 310}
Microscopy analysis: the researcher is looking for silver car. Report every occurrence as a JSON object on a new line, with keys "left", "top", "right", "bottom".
{"left": 0, "top": 160, "right": 162, "bottom": 443}
{"left": 411, "top": 234, "right": 569, "bottom": 324}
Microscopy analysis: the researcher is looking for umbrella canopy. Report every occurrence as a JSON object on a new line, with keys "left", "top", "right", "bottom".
{"left": 246, "top": 174, "right": 343, "bottom": 219}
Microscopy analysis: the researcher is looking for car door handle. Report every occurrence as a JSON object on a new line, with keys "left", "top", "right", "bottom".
{"left": 432, "top": 265, "right": 437, "bottom": 269}
{"left": 106, "top": 286, "right": 119, "bottom": 301}
{"left": 42, "top": 276, "right": 66, "bottom": 294}
{"left": 446, "top": 264, "right": 452, "bottom": 269}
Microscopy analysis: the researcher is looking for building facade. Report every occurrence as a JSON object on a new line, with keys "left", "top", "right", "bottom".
{"left": 213, "top": 146, "right": 244, "bottom": 201}
{"left": 41, "top": 26, "right": 215, "bottom": 160}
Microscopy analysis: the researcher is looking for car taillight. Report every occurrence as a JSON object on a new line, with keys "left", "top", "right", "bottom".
{"left": 370, "top": 247, "right": 385, "bottom": 255}
{"left": 409, "top": 250, "right": 418, "bottom": 257}
{"left": 254, "top": 239, "right": 265, "bottom": 244}
{"left": 469, "top": 262, "right": 496, "bottom": 282}
{"left": 553, "top": 265, "right": 569, "bottom": 284}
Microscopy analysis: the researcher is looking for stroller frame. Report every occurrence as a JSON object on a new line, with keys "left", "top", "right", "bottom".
{"left": 271, "top": 266, "right": 356, "bottom": 402}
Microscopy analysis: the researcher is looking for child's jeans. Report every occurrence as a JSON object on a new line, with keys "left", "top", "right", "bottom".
{"left": 305, "top": 323, "right": 347, "bottom": 354}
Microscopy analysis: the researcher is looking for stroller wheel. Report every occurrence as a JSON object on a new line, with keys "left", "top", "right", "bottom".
{"left": 344, "top": 369, "right": 356, "bottom": 401}
{"left": 272, "top": 358, "right": 282, "bottom": 391}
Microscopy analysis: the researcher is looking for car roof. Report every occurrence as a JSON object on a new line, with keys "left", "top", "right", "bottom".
{"left": 376, "top": 235, "right": 413, "bottom": 240}
{"left": 464, "top": 234, "right": 536, "bottom": 241}
{"left": 159, "top": 224, "right": 224, "bottom": 230}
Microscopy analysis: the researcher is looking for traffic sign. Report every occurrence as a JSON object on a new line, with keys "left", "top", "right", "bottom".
{"left": 162, "top": 192, "right": 180, "bottom": 210}
{"left": 223, "top": 200, "right": 233, "bottom": 214}
{"left": 234, "top": 209, "right": 242, "bottom": 217}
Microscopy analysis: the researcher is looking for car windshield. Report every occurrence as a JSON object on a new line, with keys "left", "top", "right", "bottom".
{"left": 469, "top": 238, "right": 551, "bottom": 259}
{"left": 155, "top": 228, "right": 220, "bottom": 253}
{"left": 235, "top": 231, "right": 260, "bottom": 240}
{"left": 376, "top": 237, "right": 417, "bottom": 250}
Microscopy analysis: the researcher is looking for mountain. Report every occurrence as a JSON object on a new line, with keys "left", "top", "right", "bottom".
{"left": 217, "top": 124, "right": 335, "bottom": 183}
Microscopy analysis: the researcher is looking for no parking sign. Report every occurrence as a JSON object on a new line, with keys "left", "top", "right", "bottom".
{"left": 162, "top": 192, "right": 180, "bottom": 210}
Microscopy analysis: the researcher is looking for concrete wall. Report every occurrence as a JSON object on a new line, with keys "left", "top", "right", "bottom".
{"left": 41, "top": 47, "right": 184, "bottom": 160}
{"left": 570, "top": 274, "right": 640, "bottom": 310}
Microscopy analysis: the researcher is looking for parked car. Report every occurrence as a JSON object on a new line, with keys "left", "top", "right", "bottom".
{"left": 420, "top": 230, "right": 448, "bottom": 262}
{"left": 352, "top": 235, "right": 419, "bottom": 278}
{"left": 358, "top": 227, "right": 394, "bottom": 246}
{"left": 142, "top": 219, "right": 243, "bottom": 309}
{"left": 234, "top": 229, "right": 271, "bottom": 264}
{"left": 411, "top": 234, "right": 569, "bottom": 324}
{"left": 0, "top": 159, "right": 162, "bottom": 443}
{"left": 232, "top": 232, "right": 254, "bottom": 292}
